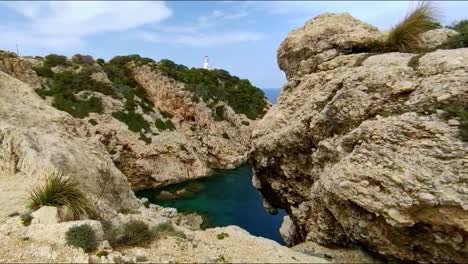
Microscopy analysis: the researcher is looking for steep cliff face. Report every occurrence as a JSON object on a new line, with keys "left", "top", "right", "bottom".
{"left": 0, "top": 54, "right": 329, "bottom": 264}
{"left": 0, "top": 71, "right": 139, "bottom": 220}
{"left": 0, "top": 53, "right": 267, "bottom": 189}
{"left": 250, "top": 13, "right": 468, "bottom": 263}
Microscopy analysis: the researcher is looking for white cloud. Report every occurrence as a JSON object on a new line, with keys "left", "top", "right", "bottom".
{"left": 245, "top": 1, "right": 411, "bottom": 29}
{"left": 246, "top": 1, "right": 468, "bottom": 30}
{"left": 139, "top": 8, "right": 260, "bottom": 47}
{"left": 0, "top": 1, "right": 172, "bottom": 51}
{"left": 139, "top": 31, "right": 262, "bottom": 47}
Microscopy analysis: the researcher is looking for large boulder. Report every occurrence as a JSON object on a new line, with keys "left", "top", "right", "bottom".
{"left": 31, "top": 206, "right": 61, "bottom": 225}
{"left": 250, "top": 13, "right": 468, "bottom": 263}
{"left": 420, "top": 28, "right": 459, "bottom": 49}
{"left": 27, "top": 220, "right": 104, "bottom": 245}
{"left": 279, "top": 215, "right": 298, "bottom": 246}
{"left": 277, "top": 13, "right": 383, "bottom": 79}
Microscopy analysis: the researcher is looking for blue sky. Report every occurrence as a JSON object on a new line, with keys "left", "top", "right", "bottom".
{"left": 1, "top": 1, "right": 467, "bottom": 89}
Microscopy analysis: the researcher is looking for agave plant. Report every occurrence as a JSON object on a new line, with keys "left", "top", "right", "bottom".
{"left": 28, "top": 169, "right": 95, "bottom": 219}
{"left": 385, "top": 1, "right": 440, "bottom": 52}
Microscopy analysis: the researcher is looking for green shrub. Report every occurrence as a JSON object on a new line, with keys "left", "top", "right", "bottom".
{"left": 35, "top": 54, "right": 158, "bottom": 124}
{"left": 96, "top": 250, "right": 109, "bottom": 258}
{"left": 28, "top": 170, "right": 95, "bottom": 219}
{"left": 96, "top": 58, "right": 105, "bottom": 65}
{"left": 212, "top": 106, "right": 226, "bottom": 121}
{"left": 216, "top": 232, "right": 229, "bottom": 240}
{"left": 450, "top": 20, "right": 468, "bottom": 32}
{"left": 65, "top": 224, "right": 98, "bottom": 252}
{"left": 112, "top": 111, "right": 150, "bottom": 133}
{"left": 430, "top": 21, "right": 443, "bottom": 29}
{"left": 155, "top": 59, "right": 267, "bottom": 119}
{"left": 53, "top": 94, "right": 104, "bottom": 119}
{"left": 44, "top": 54, "right": 68, "bottom": 67}
{"left": 216, "top": 255, "right": 227, "bottom": 263}
{"left": 35, "top": 70, "right": 113, "bottom": 118}
{"left": 385, "top": 2, "right": 440, "bottom": 52}
{"left": 33, "top": 66, "right": 54, "bottom": 78}
{"left": 101, "top": 220, "right": 114, "bottom": 241}
{"left": 20, "top": 213, "right": 33, "bottom": 226}
{"left": 160, "top": 110, "right": 174, "bottom": 119}
{"left": 440, "top": 20, "right": 468, "bottom": 49}
{"left": 139, "top": 133, "right": 152, "bottom": 145}
{"left": 103, "top": 56, "right": 155, "bottom": 114}
{"left": 441, "top": 103, "right": 468, "bottom": 141}
{"left": 88, "top": 119, "right": 98, "bottom": 126}
{"left": 241, "top": 120, "right": 250, "bottom": 126}
{"left": 222, "top": 132, "right": 230, "bottom": 139}
{"left": 117, "top": 208, "right": 140, "bottom": 215}
{"left": 165, "top": 119, "right": 176, "bottom": 130}
{"left": 154, "top": 118, "right": 175, "bottom": 131}
{"left": 51, "top": 71, "right": 115, "bottom": 96}
{"left": 151, "top": 222, "right": 186, "bottom": 239}
{"left": 113, "top": 220, "right": 153, "bottom": 246}
{"left": 72, "top": 54, "right": 94, "bottom": 65}
{"left": 109, "top": 55, "right": 154, "bottom": 66}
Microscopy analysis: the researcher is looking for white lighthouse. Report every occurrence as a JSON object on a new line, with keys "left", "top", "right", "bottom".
{"left": 203, "top": 56, "right": 212, "bottom": 70}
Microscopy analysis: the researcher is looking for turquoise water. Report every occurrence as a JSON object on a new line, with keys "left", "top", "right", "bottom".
{"left": 136, "top": 165, "right": 287, "bottom": 244}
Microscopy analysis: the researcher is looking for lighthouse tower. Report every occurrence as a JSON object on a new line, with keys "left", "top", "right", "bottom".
{"left": 203, "top": 56, "right": 211, "bottom": 70}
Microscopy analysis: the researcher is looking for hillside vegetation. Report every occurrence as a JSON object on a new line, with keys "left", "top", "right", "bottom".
{"left": 156, "top": 59, "right": 268, "bottom": 120}
{"left": 34, "top": 54, "right": 267, "bottom": 122}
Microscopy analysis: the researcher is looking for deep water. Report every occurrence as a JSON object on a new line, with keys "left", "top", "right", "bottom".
{"left": 136, "top": 165, "right": 287, "bottom": 244}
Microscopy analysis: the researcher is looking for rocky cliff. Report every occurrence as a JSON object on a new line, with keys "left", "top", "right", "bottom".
{"left": 0, "top": 70, "right": 139, "bottom": 220}
{"left": 0, "top": 52, "right": 268, "bottom": 189}
{"left": 0, "top": 54, "right": 329, "bottom": 264}
{"left": 250, "top": 13, "right": 468, "bottom": 263}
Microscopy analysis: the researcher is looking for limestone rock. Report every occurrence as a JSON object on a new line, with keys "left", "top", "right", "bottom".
{"left": 98, "top": 240, "right": 112, "bottom": 252}
{"left": 420, "top": 28, "right": 459, "bottom": 49}
{"left": 0, "top": 51, "right": 263, "bottom": 191}
{"left": 279, "top": 215, "right": 298, "bottom": 246}
{"left": 0, "top": 52, "right": 42, "bottom": 89}
{"left": 250, "top": 13, "right": 468, "bottom": 264}
{"left": 176, "top": 213, "right": 204, "bottom": 230}
{"left": 27, "top": 220, "right": 104, "bottom": 245}
{"left": 277, "top": 13, "right": 383, "bottom": 78}
{"left": 31, "top": 206, "right": 61, "bottom": 225}
{"left": 293, "top": 241, "right": 384, "bottom": 263}
{"left": 0, "top": 71, "right": 139, "bottom": 220}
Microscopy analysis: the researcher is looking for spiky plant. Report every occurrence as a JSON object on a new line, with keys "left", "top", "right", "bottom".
{"left": 385, "top": 2, "right": 440, "bottom": 52}
{"left": 28, "top": 169, "right": 95, "bottom": 219}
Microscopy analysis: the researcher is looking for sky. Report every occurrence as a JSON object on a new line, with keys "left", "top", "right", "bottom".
{"left": 0, "top": 1, "right": 467, "bottom": 89}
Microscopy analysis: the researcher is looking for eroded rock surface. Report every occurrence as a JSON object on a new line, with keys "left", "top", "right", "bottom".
{"left": 250, "top": 13, "right": 468, "bottom": 263}
{"left": 420, "top": 28, "right": 459, "bottom": 49}
{"left": 0, "top": 53, "right": 322, "bottom": 263}
{"left": 0, "top": 54, "right": 263, "bottom": 190}
{"left": 0, "top": 71, "right": 139, "bottom": 220}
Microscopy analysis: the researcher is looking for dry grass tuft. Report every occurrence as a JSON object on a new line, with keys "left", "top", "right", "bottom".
{"left": 28, "top": 169, "right": 95, "bottom": 219}
{"left": 385, "top": 2, "right": 440, "bottom": 52}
